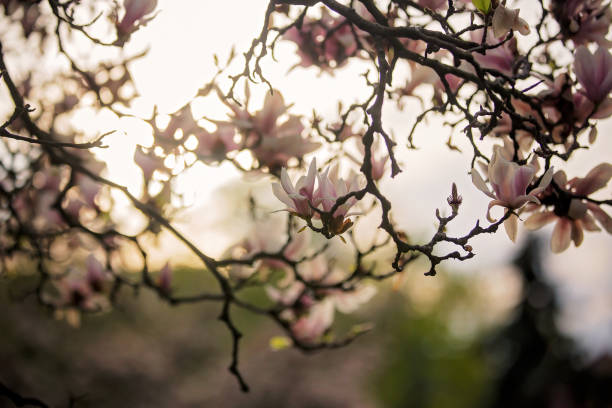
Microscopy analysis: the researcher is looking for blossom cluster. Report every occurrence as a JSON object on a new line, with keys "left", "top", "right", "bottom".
{"left": 1, "top": 0, "right": 612, "bottom": 392}
{"left": 273, "top": 159, "right": 363, "bottom": 237}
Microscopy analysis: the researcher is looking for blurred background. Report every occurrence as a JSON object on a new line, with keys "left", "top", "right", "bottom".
{"left": 1, "top": 1, "right": 611, "bottom": 407}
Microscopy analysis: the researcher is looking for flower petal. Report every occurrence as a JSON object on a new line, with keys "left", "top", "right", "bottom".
{"left": 471, "top": 168, "right": 494, "bottom": 198}
{"left": 586, "top": 202, "right": 612, "bottom": 233}
{"left": 524, "top": 211, "right": 556, "bottom": 230}
{"left": 569, "top": 163, "right": 612, "bottom": 196}
{"left": 486, "top": 199, "right": 507, "bottom": 222}
{"left": 571, "top": 220, "right": 584, "bottom": 247}
{"left": 272, "top": 183, "right": 296, "bottom": 210}
{"left": 551, "top": 218, "right": 572, "bottom": 253}
{"left": 280, "top": 167, "right": 296, "bottom": 195}
{"left": 530, "top": 167, "right": 554, "bottom": 196}
{"left": 504, "top": 213, "right": 518, "bottom": 242}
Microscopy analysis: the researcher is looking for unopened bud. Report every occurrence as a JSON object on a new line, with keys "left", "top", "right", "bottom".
{"left": 447, "top": 182, "right": 462, "bottom": 211}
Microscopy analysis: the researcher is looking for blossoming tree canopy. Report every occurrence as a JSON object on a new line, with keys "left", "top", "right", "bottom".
{"left": 0, "top": 0, "right": 611, "bottom": 392}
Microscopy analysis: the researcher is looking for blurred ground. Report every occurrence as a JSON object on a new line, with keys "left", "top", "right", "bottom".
{"left": 2, "top": 237, "right": 610, "bottom": 408}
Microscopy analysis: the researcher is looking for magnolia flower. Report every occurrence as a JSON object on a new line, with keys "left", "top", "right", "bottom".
{"left": 290, "top": 284, "right": 375, "bottom": 343}
{"left": 86, "top": 255, "right": 108, "bottom": 292}
{"left": 524, "top": 164, "right": 612, "bottom": 252}
{"left": 314, "top": 165, "right": 361, "bottom": 218}
{"left": 52, "top": 262, "right": 111, "bottom": 314}
{"left": 492, "top": 5, "right": 530, "bottom": 38}
{"left": 272, "top": 159, "right": 317, "bottom": 219}
{"left": 573, "top": 46, "right": 612, "bottom": 117}
{"left": 115, "top": 0, "right": 158, "bottom": 41}
{"left": 291, "top": 299, "right": 335, "bottom": 343}
{"left": 224, "top": 90, "right": 319, "bottom": 169}
{"left": 472, "top": 146, "right": 553, "bottom": 241}
{"left": 357, "top": 138, "right": 388, "bottom": 181}
{"left": 225, "top": 222, "right": 311, "bottom": 280}
{"left": 314, "top": 165, "right": 362, "bottom": 236}
{"left": 270, "top": 254, "right": 376, "bottom": 343}
{"left": 194, "top": 124, "right": 238, "bottom": 163}
{"left": 551, "top": 0, "right": 612, "bottom": 46}
{"left": 272, "top": 159, "right": 363, "bottom": 237}
{"left": 283, "top": 8, "right": 364, "bottom": 71}
{"left": 471, "top": 30, "right": 519, "bottom": 76}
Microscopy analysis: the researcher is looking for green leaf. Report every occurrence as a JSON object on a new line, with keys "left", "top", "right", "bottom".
{"left": 472, "top": 0, "right": 491, "bottom": 14}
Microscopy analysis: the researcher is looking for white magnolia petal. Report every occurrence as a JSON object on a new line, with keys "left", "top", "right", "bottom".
{"left": 571, "top": 221, "right": 584, "bottom": 247}
{"left": 551, "top": 218, "right": 572, "bottom": 253}
{"left": 524, "top": 211, "right": 556, "bottom": 230}
{"left": 272, "top": 183, "right": 296, "bottom": 209}
{"left": 471, "top": 169, "right": 495, "bottom": 198}
{"left": 486, "top": 199, "right": 507, "bottom": 222}
{"left": 504, "top": 213, "right": 519, "bottom": 242}
{"left": 280, "top": 167, "right": 295, "bottom": 195}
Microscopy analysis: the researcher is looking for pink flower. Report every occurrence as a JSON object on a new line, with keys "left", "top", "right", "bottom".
{"left": 116, "top": 0, "right": 158, "bottom": 40}
{"left": 272, "top": 160, "right": 363, "bottom": 237}
{"left": 313, "top": 165, "right": 363, "bottom": 237}
{"left": 272, "top": 159, "right": 318, "bottom": 219}
{"left": 491, "top": 5, "right": 530, "bottom": 38}
{"left": 471, "top": 30, "right": 519, "bottom": 77}
{"left": 472, "top": 146, "right": 553, "bottom": 241}
{"left": 291, "top": 300, "right": 335, "bottom": 343}
{"left": 225, "top": 221, "right": 311, "bottom": 279}
{"left": 357, "top": 138, "right": 388, "bottom": 181}
{"left": 551, "top": 0, "right": 611, "bottom": 46}
{"left": 574, "top": 46, "right": 612, "bottom": 106}
{"left": 524, "top": 164, "right": 612, "bottom": 252}
{"left": 86, "top": 255, "right": 108, "bottom": 292}
{"left": 225, "top": 90, "right": 319, "bottom": 169}
{"left": 314, "top": 165, "right": 361, "bottom": 218}
{"left": 283, "top": 8, "right": 364, "bottom": 71}
{"left": 194, "top": 124, "right": 238, "bottom": 163}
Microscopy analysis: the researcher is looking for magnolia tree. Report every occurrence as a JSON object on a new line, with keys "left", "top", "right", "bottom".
{"left": 1, "top": 0, "right": 611, "bottom": 393}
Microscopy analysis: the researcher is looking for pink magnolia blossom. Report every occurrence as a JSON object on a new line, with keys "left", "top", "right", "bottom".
{"left": 356, "top": 138, "right": 388, "bottom": 181}
{"left": 225, "top": 222, "right": 311, "bottom": 280}
{"left": 272, "top": 158, "right": 318, "bottom": 219}
{"left": 524, "top": 164, "right": 612, "bottom": 252}
{"left": 472, "top": 146, "right": 553, "bottom": 241}
{"left": 471, "top": 30, "right": 519, "bottom": 77}
{"left": 272, "top": 161, "right": 364, "bottom": 237}
{"left": 283, "top": 8, "right": 366, "bottom": 71}
{"left": 224, "top": 90, "right": 319, "bottom": 169}
{"left": 313, "top": 164, "right": 363, "bottom": 236}
{"left": 491, "top": 5, "right": 530, "bottom": 38}
{"left": 86, "top": 255, "right": 109, "bottom": 292}
{"left": 291, "top": 299, "right": 335, "bottom": 343}
{"left": 314, "top": 165, "right": 361, "bottom": 218}
{"left": 551, "top": 0, "right": 611, "bottom": 46}
{"left": 194, "top": 124, "right": 238, "bottom": 163}
{"left": 573, "top": 46, "right": 612, "bottom": 117}
{"left": 270, "top": 254, "right": 376, "bottom": 343}
{"left": 52, "top": 261, "right": 111, "bottom": 314}
{"left": 115, "top": 0, "right": 158, "bottom": 42}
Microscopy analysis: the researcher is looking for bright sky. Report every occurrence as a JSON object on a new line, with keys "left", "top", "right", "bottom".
{"left": 69, "top": 1, "right": 612, "bottom": 356}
